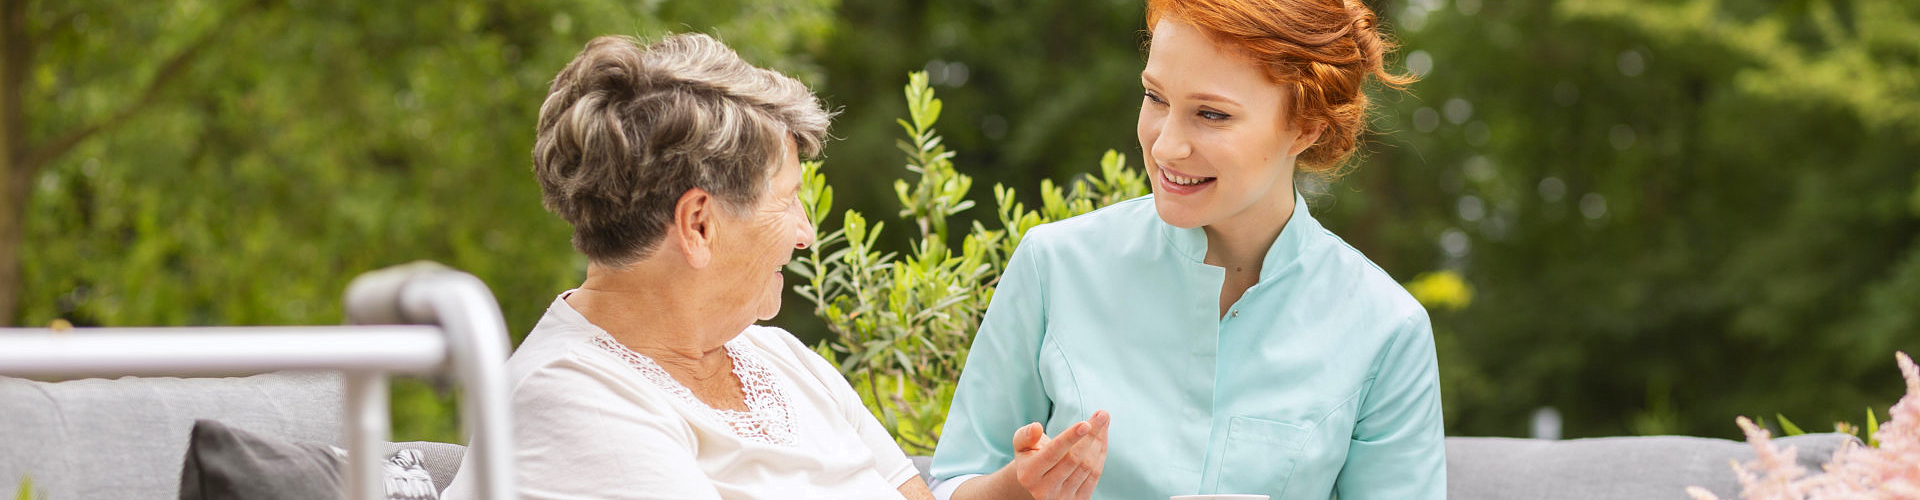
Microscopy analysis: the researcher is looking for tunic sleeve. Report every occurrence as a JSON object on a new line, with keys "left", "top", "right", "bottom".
{"left": 1332, "top": 308, "right": 1447, "bottom": 500}
{"left": 929, "top": 229, "right": 1054, "bottom": 483}
{"left": 509, "top": 359, "right": 726, "bottom": 500}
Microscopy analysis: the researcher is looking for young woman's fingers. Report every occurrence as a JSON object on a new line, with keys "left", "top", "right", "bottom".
{"left": 1030, "top": 449, "right": 1084, "bottom": 500}
{"left": 1052, "top": 462, "right": 1094, "bottom": 498}
{"left": 1059, "top": 429, "right": 1106, "bottom": 471}
{"left": 1087, "top": 434, "right": 1109, "bottom": 471}
{"left": 1068, "top": 470, "right": 1101, "bottom": 500}
{"left": 1033, "top": 421, "right": 1090, "bottom": 466}
{"left": 1011, "top": 422, "right": 1047, "bottom": 453}
{"left": 1059, "top": 441, "right": 1105, "bottom": 500}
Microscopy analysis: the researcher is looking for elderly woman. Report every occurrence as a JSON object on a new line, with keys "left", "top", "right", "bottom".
{"left": 439, "top": 34, "right": 934, "bottom": 500}
{"left": 929, "top": 0, "right": 1443, "bottom": 499}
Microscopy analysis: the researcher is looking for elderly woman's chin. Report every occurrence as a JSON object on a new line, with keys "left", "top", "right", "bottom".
{"left": 753, "top": 270, "right": 785, "bottom": 320}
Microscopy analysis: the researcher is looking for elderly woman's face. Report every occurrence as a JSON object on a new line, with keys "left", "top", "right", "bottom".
{"left": 1137, "top": 18, "right": 1316, "bottom": 230}
{"left": 714, "top": 138, "right": 814, "bottom": 321}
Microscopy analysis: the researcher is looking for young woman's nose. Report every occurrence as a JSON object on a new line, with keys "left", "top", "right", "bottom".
{"left": 1150, "top": 117, "right": 1193, "bottom": 162}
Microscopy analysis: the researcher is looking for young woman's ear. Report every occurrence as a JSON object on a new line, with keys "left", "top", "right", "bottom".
{"left": 1289, "top": 120, "right": 1326, "bottom": 157}
{"left": 673, "top": 188, "right": 717, "bottom": 268}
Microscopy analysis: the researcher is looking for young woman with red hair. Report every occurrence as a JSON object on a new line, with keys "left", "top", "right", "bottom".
{"left": 929, "top": 1, "right": 1442, "bottom": 499}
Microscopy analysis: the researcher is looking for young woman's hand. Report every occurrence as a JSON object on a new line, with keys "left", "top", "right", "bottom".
{"left": 1007, "top": 410, "right": 1110, "bottom": 500}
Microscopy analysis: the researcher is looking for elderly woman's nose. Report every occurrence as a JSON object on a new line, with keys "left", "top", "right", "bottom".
{"left": 794, "top": 216, "right": 815, "bottom": 250}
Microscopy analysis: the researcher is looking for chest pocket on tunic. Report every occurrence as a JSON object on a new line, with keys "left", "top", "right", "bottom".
{"left": 1215, "top": 416, "right": 1313, "bottom": 497}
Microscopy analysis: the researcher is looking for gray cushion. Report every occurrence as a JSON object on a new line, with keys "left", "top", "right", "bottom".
{"left": 1444, "top": 433, "right": 1858, "bottom": 500}
{"left": 180, "top": 419, "right": 347, "bottom": 500}
{"left": 1, "top": 371, "right": 344, "bottom": 499}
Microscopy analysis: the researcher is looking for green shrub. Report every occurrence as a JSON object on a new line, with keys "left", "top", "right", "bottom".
{"left": 789, "top": 71, "right": 1146, "bottom": 453}
{"left": 1765, "top": 408, "right": 1889, "bottom": 448}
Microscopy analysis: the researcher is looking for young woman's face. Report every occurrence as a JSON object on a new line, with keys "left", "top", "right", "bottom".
{"left": 1137, "top": 18, "right": 1319, "bottom": 230}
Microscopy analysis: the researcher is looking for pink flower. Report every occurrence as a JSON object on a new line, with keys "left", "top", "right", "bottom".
{"left": 1688, "top": 352, "right": 1920, "bottom": 500}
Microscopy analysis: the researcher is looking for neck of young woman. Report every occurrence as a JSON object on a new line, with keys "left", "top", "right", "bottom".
{"left": 1201, "top": 188, "right": 1297, "bottom": 275}
{"left": 1201, "top": 184, "right": 1297, "bottom": 316}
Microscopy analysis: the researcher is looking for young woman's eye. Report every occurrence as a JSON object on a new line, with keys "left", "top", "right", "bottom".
{"left": 1144, "top": 91, "right": 1167, "bottom": 105}
{"left": 1199, "top": 110, "right": 1231, "bottom": 121}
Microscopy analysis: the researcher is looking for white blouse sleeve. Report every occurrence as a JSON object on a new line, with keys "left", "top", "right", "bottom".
{"left": 770, "top": 329, "right": 922, "bottom": 487}
{"left": 509, "top": 356, "right": 726, "bottom": 500}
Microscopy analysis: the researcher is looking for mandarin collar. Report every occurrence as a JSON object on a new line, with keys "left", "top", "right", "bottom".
{"left": 1159, "top": 192, "right": 1321, "bottom": 282}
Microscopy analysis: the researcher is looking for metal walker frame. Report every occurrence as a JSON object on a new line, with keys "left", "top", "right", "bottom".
{"left": 0, "top": 262, "right": 517, "bottom": 500}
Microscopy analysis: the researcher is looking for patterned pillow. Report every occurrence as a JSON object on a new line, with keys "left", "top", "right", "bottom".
{"left": 179, "top": 419, "right": 439, "bottom": 500}
{"left": 382, "top": 449, "right": 438, "bottom": 500}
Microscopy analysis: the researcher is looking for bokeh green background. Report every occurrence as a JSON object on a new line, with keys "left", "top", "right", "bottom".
{"left": 7, "top": 0, "right": 1917, "bottom": 442}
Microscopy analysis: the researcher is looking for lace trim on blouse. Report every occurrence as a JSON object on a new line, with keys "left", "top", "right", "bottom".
{"left": 589, "top": 333, "right": 797, "bottom": 447}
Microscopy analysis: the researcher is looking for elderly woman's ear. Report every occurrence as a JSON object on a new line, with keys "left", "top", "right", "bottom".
{"left": 672, "top": 187, "right": 719, "bottom": 269}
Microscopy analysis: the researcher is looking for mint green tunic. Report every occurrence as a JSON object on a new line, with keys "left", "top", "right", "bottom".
{"left": 930, "top": 194, "right": 1445, "bottom": 500}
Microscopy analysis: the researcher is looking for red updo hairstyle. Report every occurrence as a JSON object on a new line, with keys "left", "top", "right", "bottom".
{"left": 1147, "top": 0, "right": 1415, "bottom": 178}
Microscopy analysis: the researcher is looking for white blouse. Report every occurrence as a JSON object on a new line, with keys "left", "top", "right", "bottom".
{"left": 441, "top": 292, "right": 918, "bottom": 500}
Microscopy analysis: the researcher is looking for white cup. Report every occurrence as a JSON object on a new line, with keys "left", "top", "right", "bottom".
{"left": 1171, "top": 496, "right": 1270, "bottom": 500}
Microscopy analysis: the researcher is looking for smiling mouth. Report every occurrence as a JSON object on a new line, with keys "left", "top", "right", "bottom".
{"left": 1160, "top": 169, "right": 1216, "bottom": 187}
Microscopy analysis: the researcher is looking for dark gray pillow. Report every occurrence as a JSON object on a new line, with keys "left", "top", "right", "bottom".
{"left": 179, "top": 420, "right": 438, "bottom": 500}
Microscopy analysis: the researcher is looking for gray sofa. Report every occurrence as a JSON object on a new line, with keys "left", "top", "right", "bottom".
{"left": 2, "top": 372, "right": 468, "bottom": 499}
{"left": 3, "top": 371, "right": 1855, "bottom": 499}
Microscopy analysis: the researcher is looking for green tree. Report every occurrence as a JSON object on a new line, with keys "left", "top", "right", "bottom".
{"left": 2, "top": 0, "right": 272, "bottom": 327}
{"left": 805, "top": 0, "right": 1919, "bottom": 439}
{"left": 17, "top": 0, "right": 1918, "bottom": 445}
{"left": 13, "top": 0, "right": 836, "bottom": 441}
{"left": 1350, "top": 0, "right": 1920, "bottom": 437}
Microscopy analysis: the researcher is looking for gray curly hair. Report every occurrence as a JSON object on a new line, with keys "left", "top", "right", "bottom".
{"left": 532, "top": 33, "right": 831, "bottom": 266}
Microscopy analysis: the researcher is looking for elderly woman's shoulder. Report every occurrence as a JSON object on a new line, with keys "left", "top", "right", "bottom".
{"left": 501, "top": 318, "right": 673, "bottom": 404}
{"left": 508, "top": 316, "right": 611, "bottom": 371}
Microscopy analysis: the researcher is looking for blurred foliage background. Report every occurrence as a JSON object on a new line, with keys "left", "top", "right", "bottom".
{"left": 6, "top": 0, "right": 1916, "bottom": 443}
